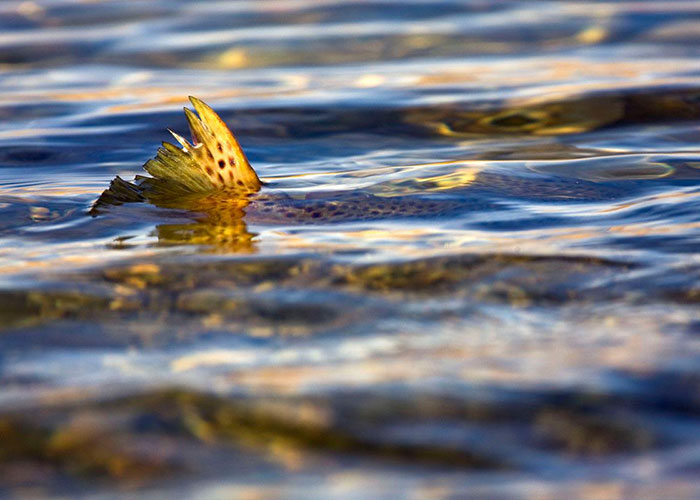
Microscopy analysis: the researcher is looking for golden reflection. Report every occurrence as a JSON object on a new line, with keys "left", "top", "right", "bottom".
{"left": 406, "top": 97, "right": 625, "bottom": 137}
{"left": 576, "top": 26, "right": 608, "bottom": 44}
{"left": 28, "top": 205, "right": 61, "bottom": 222}
{"left": 15, "top": 1, "right": 44, "bottom": 19}
{"left": 147, "top": 189, "right": 256, "bottom": 252}
{"left": 215, "top": 48, "right": 249, "bottom": 69}
{"left": 0, "top": 87, "right": 304, "bottom": 115}
{"left": 355, "top": 74, "right": 386, "bottom": 88}
{"left": 413, "top": 58, "right": 698, "bottom": 98}
{"left": 413, "top": 169, "right": 479, "bottom": 191}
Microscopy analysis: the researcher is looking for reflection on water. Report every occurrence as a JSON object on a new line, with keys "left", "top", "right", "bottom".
{"left": 0, "top": 1, "right": 699, "bottom": 498}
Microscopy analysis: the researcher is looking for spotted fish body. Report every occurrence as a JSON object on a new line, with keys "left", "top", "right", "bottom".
{"left": 92, "top": 97, "right": 624, "bottom": 225}
{"left": 240, "top": 174, "right": 621, "bottom": 224}
{"left": 243, "top": 192, "right": 477, "bottom": 224}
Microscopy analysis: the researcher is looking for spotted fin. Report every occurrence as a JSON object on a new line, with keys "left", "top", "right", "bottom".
{"left": 143, "top": 96, "right": 261, "bottom": 192}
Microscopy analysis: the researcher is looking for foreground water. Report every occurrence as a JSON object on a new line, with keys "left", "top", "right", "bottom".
{"left": 1, "top": 1, "right": 699, "bottom": 498}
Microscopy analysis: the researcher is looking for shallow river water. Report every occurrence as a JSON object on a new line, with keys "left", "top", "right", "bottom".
{"left": 0, "top": 1, "right": 699, "bottom": 498}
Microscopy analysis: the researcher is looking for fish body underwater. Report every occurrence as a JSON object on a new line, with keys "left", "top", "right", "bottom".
{"left": 92, "top": 97, "right": 625, "bottom": 226}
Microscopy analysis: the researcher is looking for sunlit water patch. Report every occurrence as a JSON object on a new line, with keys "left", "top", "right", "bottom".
{"left": 0, "top": 1, "right": 699, "bottom": 498}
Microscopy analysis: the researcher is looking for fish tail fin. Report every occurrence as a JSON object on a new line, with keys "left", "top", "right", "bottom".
{"left": 89, "top": 176, "right": 145, "bottom": 215}
{"left": 143, "top": 96, "right": 261, "bottom": 192}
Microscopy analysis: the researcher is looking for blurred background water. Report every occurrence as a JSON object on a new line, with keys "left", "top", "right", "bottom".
{"left": 0, "top": 1, "right": 699, "bottom": 498}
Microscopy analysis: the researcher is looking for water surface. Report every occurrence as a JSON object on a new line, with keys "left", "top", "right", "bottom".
{"left": 0, "top": 1, "right": 699, "bottom": 498}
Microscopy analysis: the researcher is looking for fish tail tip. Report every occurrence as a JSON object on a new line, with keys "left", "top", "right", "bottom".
{"left": 188, "top": 95, "right": 212, "bottom": 112}
{"left": 168, "top": 128, "right": 191, "bottom": 148}
{"left": 182, "top": 107, "right": 204, "bottom": 131}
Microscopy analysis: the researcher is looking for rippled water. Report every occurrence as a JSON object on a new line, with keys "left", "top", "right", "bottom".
{"left": 1, "top": 1, "right": 699, "bottom": 498}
